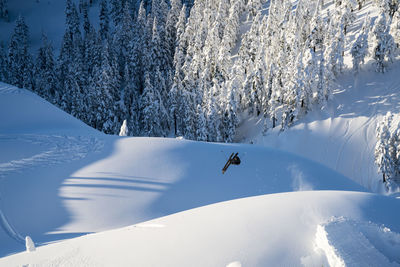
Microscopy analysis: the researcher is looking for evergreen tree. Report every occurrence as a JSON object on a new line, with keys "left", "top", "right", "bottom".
{"left": 89, "top": 42, "right": 119, "bottom": 133}
{"left": 351, "top": 16, "right": 371, "bottom": 73}
{"left": 113, "top": 2, "right": 134, "bottom": 82}
{"left": 99, "top": 0, "right": 110, "bottom": 41}
{"left": 110, "top": 0, "right": 124, "bottom": 26}
{"left": 165, "top": 0, "right": 183, "bottom": 73}
{"left": 223, "top": 82, "right": 238, "bottom": 143}
{"left": 35, "top": 34, "right": 57, "bottom": 102}
{"left": 196, "top": 104, "right": 207, "bottom": 141}
{"left": 8, "top": 15, "right": 34, "bottom": 90}
{"left": 140, "top": 71, "right": 163, "bottom": 137}
{"left": 370, "top": 13, "right": 396, "bottom": 73}
{"left": 0, "top": 43, "right": 8, "bottom": 82}
{"left": 390, "top": 10, "right": 400, "bottom": 47}
{"left": 375, "top": 112, "right": 396, "bottom": 183}
{"left": 0, "top": 0, "right": 9, "bottom": 21}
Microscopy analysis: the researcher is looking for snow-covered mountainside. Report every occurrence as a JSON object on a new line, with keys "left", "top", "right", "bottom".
{"left": 1, "top": 0, "right": 400, "bottom": 266}
{"left": 0, "top": 79, "right": 399, "bottom": 265}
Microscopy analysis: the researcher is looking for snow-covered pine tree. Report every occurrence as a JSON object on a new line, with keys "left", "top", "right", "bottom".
{"left": 140, "top": 71, "right": 163, "bottom": 137}
{"left": 151, "top": 0, "right": 168, "bottom": 29}
{"left": 195, "top": 104, "right": 207, "bottom": 141}
{"left": 110, "top": 0, "right": 124, "bottom": 26}
{"left": 341, "top": 3, "right": 357, "bottom": 35}
{"left": 375, "top": 112, "right": 396, "bottom": 183}
{"left": 112, "top": 2, "right": 134, "bottom": 84}
{"left": 0, "top": 43, "right": 8, "bottom": 83}
{"left": 165, "top": 0, "right": 182, "bottom": 74}
{"left": 237, "top": 12, "right": 262, "bottom": 113}
{"left": 125, "top": 1, "right": 148, "bottom": 95}
{"left": 326, "top": 15, "right": 345, "bottom": 76}
{"left": 35, "top": 34, "right": 57, "bottom": 102}
{"left": 222, "top": 81, "right": 238, "bottom": 143}
{"left": 82, "top": 1, "right": 91, "bottom": 38}
{"left": 99, "top": 0, "right": 110, "bottom": 41}
{"left": 390, "top": 10, "right": 400, "bottom": 47}
{"left": 205, "top": 82, "right": 223, "bottom": 142}
{"left": 302, "top": 48, "right": 319, "bottom": 112}
{"left": 0, "top": 0, "right": 9, "bottom": 21}
{"left": 351, "top": 15, "right": 371, "bottom": 73}
{"left": 57, "top": 0, "right": 83, "bottom": 100}
{"left": 8, "top": 15, "right": 34, "bottom": 90}
{"left": 370, "top": 12, "right": 396, "bottom": 73}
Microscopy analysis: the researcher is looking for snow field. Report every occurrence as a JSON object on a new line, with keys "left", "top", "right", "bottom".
{"left": 1, "top": 191, "right": 400, "bottom": 267}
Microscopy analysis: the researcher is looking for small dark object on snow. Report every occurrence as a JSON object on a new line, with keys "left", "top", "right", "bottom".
{"left": 222, "top": 152, "right": 241, "bottom": 174}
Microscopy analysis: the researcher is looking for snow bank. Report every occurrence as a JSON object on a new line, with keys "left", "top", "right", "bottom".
{"left": 315, "top": 217, "right": 400, "bottom": 266}
{"left": 1, "top": 191, "right": 399, "bottom": 266}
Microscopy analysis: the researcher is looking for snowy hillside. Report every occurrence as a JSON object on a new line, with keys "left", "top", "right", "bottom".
{"left": 1, "top": 0, "right": 400, "bottom": 266}
{"left": 0, "top": 79, "right": 400, "bottom": 265}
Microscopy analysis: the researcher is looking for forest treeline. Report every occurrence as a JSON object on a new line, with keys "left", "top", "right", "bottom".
{"left": 1, "top": 0, "right": 400, "bottom": 143}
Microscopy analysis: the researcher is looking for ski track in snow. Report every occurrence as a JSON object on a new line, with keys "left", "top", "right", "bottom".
{"left": 0, "top": 84, "right": 22, "bottom": 95}
{"left": 0, "top": 134, "right": 104, "bottom": 244}
{"left": 315, "top": 217, "right": 400, "bottom": 266}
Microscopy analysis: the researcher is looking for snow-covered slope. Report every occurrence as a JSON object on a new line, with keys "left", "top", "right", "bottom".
{"left": 1, "top": 0, "right": 400, "bottom": 265}
{"left": 245, "top": 64, "right": 400, "bottom": 193}
{"left": 1, "top": 191, "right": 400, "bottom": 267}
{"left": 0, "top": 82, "right": 367, "bottom": 257}
{"left": 0, "top": 81, "right": 399, "bottom": 266}
{"left": 237, "top": 1, "right": 400, "bottom": 194}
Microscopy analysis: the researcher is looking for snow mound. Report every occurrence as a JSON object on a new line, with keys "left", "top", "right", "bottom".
{"left": 0, "top": 82, "right": 97, "bottom": 135}
{"left": 315, "top": 217, "right": 400, "bottom": 266}
{"left": 1, "top": 191, "right": 400, "bottom": 267}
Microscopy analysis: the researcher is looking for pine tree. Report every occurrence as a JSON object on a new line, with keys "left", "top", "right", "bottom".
{"left": 8, "top": 15, "right": 34, "bottom": 90}
{"left": 110, "top": 0, "right": 124, "bottom": 26}
{"left": 0, "top": 0, "right": 9, "bottom": 21}
{"left": 370, "top": 13, "right": 396, "bottom": 73}
{"left": 391, "top": 10, "right": 400, "bottom": 47}
{"left": 89, "top": 42, "right": 119, "bottom": 133}
{"left": 375, "top": 112, "right": 395, "bottom": 183}
{"left": 99, "top": 0, "right": 110, "bottom": 41}
{"left": 196, "top": 104, "right": 207, "bottom": 141}
{"left": 112, "top": 2, "right": 134, "bottom": 82}
{"left": 351, "top": 16, "right": 371, "bottom": 73}
{"left": 0, "top": 43, "right": 8, "bottom": 82}
{"left": 165, "top": 0, "right": 183, "bottom": 73}
{"left": 58, "top": 0, "right": 83, "bottom": 94}
{"left": 140, "top": 71, "right": 163, "bottom": 137}
{"left": 35, "top": 34, "right": 57, "bottom": 102}
{"left": 341, "top": 5, "right": 356, "bottom": 35}
{"left": 223, "top": 82, "right": 238, "bottom": 143}
{"left": 326, "top": 22, "right": 345, "bottom": 76}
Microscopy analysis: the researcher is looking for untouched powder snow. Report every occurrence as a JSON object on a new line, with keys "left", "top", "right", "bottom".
{"left": 0, "top": 81, "right": 399, "bottom": 266}
{"left": 0, "top": 83, "right": 367, "bottom": 258}
{"left": 1, "top": 191, "right": 400, "bottom": 267}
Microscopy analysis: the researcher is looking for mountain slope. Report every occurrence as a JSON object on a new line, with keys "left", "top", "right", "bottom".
{"left": 0, "top": 82, "right": 368, "bottom": 258}
{"left": 1, "top": 191, "right": 400, "bottom": 267}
